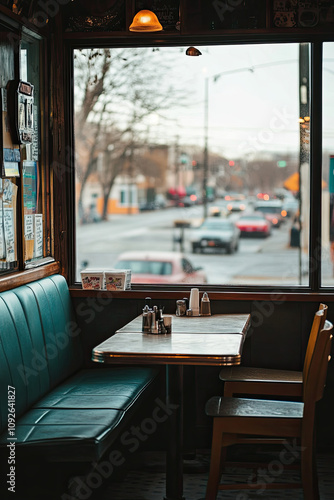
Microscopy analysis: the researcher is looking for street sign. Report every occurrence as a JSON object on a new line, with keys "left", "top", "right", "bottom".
{"left": 277, "top": 160, "right": 287, "bottom": 168}
{"left": 329, "top": 156, "right": 334, "bottom": 194}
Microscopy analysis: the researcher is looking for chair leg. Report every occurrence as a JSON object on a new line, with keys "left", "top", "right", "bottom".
{"left": 205, "top": 420, "right": 224, "bottom": 500}
{"left": 301, "top": 433, "right": 319, "bottom": 500}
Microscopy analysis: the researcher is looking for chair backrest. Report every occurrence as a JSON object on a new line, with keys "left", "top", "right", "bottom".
{"left": 303, "top": 304, "right": 327, "bottom": 385}
{"left": 303, "top": 319, "right": 333, "bottom": 407}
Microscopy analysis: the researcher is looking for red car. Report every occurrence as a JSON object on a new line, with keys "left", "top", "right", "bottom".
{"left": 236, "top": 214, "right": 271, "bottom": 237}
{"left": 254, "top": 200, "right": 284, "bottom": 228}
{"left": 113, "top": 251, "right": 207, "bottom": 284}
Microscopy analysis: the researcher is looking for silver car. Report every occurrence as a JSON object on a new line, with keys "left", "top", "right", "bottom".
{"left": 190, "top": 218, "right": 240, "bottom": 254}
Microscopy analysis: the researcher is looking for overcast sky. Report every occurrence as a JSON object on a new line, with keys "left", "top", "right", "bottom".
{"left": 75, "top": 43, "right": 334, "bottom": 162}
{"left": 145, "top": 42, "right": 334, "bottom": 160}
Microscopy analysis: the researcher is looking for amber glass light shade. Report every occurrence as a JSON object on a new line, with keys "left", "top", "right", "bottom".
{"left": 129, "top": 10, "right": 163, "bottom": 32}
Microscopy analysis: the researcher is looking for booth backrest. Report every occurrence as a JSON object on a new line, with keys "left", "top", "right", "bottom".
{"left": 0, "top": 275, "right": 83, "bottom": 434}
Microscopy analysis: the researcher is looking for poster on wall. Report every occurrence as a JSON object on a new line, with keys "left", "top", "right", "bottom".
{"left": 0, "top": 200, "right": 5, "bottom": 259}
{"left": 31, "top": 104, "right": 39, "bottom": 161}
{"left": 22, "top": 160, "right": 38, "bottom": 212}
{"left": 33, "top": 213, "right": 43, "bottom": 258}
{"left": 24, "top": 213, "right": 34, "bottom": 240}
{"left": 2, "top": 179, "right": 18, "bottom": 262}
{"left": 1, "top": 88, "right": 20, "bottom": 177}
{"left": 3, "top": 207, "right": 15, "bottom": 262}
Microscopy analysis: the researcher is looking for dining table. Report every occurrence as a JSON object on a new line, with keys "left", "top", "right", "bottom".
{"left": 92, "top": 312, "right": 251, "bottom": 500}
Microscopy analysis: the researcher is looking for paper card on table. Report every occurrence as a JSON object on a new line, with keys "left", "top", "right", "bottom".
{"left": 33, "top": 214, "right": 43, "bottom": 258}
{"left": 24, "top": 214, "right": 34, "bottom": 240}
{"left": 4, "top": 208, "right": 15, "bottom": 262}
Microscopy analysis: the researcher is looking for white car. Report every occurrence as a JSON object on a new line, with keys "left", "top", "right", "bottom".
{"left": 190, "top": 218, "right": 240, "bottom": 254}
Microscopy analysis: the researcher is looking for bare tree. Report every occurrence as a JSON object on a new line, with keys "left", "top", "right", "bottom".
{"left": 74, "top": 47, "right": 188, "bottom": 220}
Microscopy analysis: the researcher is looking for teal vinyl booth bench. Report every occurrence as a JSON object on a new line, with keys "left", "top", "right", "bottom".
{"left": 0, "top": 274, "right": 158, "bottom": 499}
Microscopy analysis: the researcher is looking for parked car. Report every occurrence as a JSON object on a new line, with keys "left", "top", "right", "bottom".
{"left": 139, "top": 201, "right": 157, "bottom": 211}
{"left": 236, "top": 213, "right": 272, "bottom": 237}
{"left": 254, "top": 200, "right": 284, "bottom": 227}
{"left": 113, "top": 251, "right": 207, "bottom": 284}
{"left": 224, "top": 193, "right": 246, "bottom": 201}
{"left": 190, "top": 218, "right": 240, "bottom": 254}
{"left": 209, "top": 200, "right": 230, "bottom": 217}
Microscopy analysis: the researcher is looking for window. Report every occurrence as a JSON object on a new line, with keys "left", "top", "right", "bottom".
{"left": 322, "top": 42, "right": 334, "bottom": 286}
{"left": 0, "top": 29, "right": 52, "bottom": 275}
{"left": 20, "top": 35, "right": 51, "bottom": 267}
{"left": 74, "top": 44, "right": 317, "bottom": 286}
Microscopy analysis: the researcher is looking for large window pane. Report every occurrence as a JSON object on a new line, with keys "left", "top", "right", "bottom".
{"left": 322, "top": 42, "right": 334, "bottom": 286}
{"left": 74, "top": 44, "right": 309, "bottom": 286}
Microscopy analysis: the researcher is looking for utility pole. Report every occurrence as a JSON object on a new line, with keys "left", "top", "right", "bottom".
{"left": 203, "top": 77, "right": 209, "bottom": 219}
{"left": 175, "top": 134, "right": 180, "bottom": 193}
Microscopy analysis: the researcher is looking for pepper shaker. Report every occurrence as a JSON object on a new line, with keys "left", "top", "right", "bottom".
{"left": 200, "top": 292, "right": 211, "bottom": 316}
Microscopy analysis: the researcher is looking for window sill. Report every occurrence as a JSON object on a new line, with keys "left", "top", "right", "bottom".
{"left": 69, "top": 285, "right": 334, "bottom": 302}
{"left": 0, "top": 261, "right": 61, "bottom": 292}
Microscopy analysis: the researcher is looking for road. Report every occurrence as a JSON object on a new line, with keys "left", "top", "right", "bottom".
{"left": 76, "top": 205, "right": 307, "bottom": 286}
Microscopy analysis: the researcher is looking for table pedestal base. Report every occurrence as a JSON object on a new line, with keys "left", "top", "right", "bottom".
{"left": 164, "top": 365, "right": 185, "bottom": 500}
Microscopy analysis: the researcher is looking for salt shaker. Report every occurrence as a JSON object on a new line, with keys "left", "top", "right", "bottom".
{"left": 189, "top": 288, "right": 200, "bottom": 316}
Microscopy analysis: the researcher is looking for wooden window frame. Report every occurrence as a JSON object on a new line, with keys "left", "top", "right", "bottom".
{"left": 67, "top": 36, "right": 331, "bottom": 295}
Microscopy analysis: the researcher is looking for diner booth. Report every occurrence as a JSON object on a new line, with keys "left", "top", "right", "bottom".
{"left": 0, "top": 2, "right": 334, "bottom": 499}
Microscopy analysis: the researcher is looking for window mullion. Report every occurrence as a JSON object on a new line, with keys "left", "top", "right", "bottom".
{"left": 309, "top": 42, "right": 323, "bottom": 291}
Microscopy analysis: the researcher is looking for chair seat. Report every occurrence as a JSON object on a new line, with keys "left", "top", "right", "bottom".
{"left": 219, "top": 366, "right": 303, "bottom": 384}
{"left": 206, "top": 396, "right": 304, "bottom": 419}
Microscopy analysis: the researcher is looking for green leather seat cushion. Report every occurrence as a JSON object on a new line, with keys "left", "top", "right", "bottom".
{"left": 34, "top": 367, "right": 158, "bottom": 411}
{"left": 4, "top": 408, "right": 124, "bottom": 462}
{"left": 0, "top": 367, "right": 158, "bottom": 462}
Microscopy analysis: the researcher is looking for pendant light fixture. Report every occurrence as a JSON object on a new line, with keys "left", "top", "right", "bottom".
{"left": 129, "top": 10, "right": 163, "bottom": 32}
{"left": 185, "top": 47, "right": 202, "bottom": 56}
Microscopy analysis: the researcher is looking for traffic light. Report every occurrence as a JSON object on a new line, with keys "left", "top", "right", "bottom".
{"left": 228, "top": 160, "right": 235, "bottom": 167}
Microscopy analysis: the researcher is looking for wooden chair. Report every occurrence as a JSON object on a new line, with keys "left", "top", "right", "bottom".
{"left": 220, "top": 304, "right": 328, "bottom": 398}
{"left": 204, "top": 318, "right": 333, "bottom": 500}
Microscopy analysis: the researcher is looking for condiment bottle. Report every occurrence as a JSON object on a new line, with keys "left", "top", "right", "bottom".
{"left": 200, "top": 292, "right": 211, "bottom": 316}
{"left": 176, "top": 299, "right": 187, "bottom": 316}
